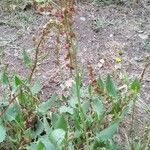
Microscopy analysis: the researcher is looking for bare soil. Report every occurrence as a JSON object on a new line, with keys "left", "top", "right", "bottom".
{"left": 0, "top": 0, "right": 150, "bottom": 147}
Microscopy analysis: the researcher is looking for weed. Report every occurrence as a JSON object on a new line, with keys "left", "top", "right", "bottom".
{"left": 0, "top": 0, "right": 149, "bottom": 149}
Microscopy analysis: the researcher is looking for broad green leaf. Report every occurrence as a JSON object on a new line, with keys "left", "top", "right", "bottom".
{"left": 96, "top": 120, "right": 120, "bottom": 141}
{"left": 37, "top": 141, "right": 44, "bottom": 150}
{"left": 51, "top": 113, "right": 60, "bottom": 128}
{"left": 5, "top": 104, "right": 18, "bottom": 121}
{"left": 39, "top": 135, "right": 55, "bottom": 150}
{"left": 97, "top": 76, "right": 105, "bottom": 91}
{"left": 106, "top": 74, "right": 118, "bottom": 98}
{"left": 59, "top": 106, "right": 74, "bottom": 115}
{"left": 50, "top": 129, "right": 65, "bottom": 145}
{"left": 74, "top": 130, "right": 81, "bottom": 138}
{"left": 31, "top": 79, "right": 42, "bottom": 95}
{"left": 82, "top": 101, "right": 90, "bottom": 114}
{"left": 22, "top": 49, "right": 31, "bottom": 66}
{"left": 0, "top": 124, "right": 6, "bottom": 143}
{"left": 37, "top": 93, "right": 57, "bottom": 114}
{"left": 56, "top": 115, "right": 68, "bottom": 131}
{"left": 93, "top": 97, "right": 105, "bottom": 115}
{"left": 0, "top": 71, "right": 9, "bottom": 85}
{"left": 130, "top": 79, "right": 141, "bottom": 93}
{"left": 69, "top": 97, "right": 77, "bottom": 108}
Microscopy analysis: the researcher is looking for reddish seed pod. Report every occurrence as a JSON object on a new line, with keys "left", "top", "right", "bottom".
{"left": 69, "top": 7, "right": 75, "bottom": 12}
{"left": 63, "top": 8, "right": 69, "bottom": 14}
{"left": 47, "top": 5, "right": 53, "bottom": 12}
{"left": 68, "top": 20, "right": 73, "bottom": 26}
{"left": 38, "top": 6, "right": 44, "bottom": 12}
{"left": 65, "top": 53, "right": 70, "bottom": 60}
{"left": 60, "top": 31, "right": 65, "bottom": 36}
{"left": 68, "top": 32, "right": 75, "bottom": 38}
{"left": 64, "top": 43, "right": 71, "bottom": 49}
{"left": 55, "top": 11, "right": 63, "bottom": 18}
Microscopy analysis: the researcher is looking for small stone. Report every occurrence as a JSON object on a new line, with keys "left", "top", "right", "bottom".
{"left": 110, "top": 34, "right": 113, "bottom": 37}
{"left": 137, "top": 30, "right": 144, "bottom": 33}
{"left": 98, "top": 63, "right": 103, "bottom": 68}
{"left": 80, "top": 17, "right": 86, "bottom": 21}
{"left": 138, "top": 34, "right": 149, "bottom": 40}
{"left": 115, "top": 64, "right": 122, "bottom": 70}
{"left": 100, "top": 59, "right": 105, "bottom": 64}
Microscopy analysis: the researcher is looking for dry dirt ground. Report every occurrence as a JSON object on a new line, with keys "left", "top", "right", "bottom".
{"left": 0, "top": 0, "right": 150, "bottom": 146}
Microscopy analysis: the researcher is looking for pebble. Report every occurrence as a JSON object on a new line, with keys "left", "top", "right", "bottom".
{"left": 80, "top": 17, "right": 86, "bottom": 21}
{"left": 109, "top": 34, "right": 113, "bottom": 37}
{"left": 138, "top": 34, "right": 149, "bottom": 40}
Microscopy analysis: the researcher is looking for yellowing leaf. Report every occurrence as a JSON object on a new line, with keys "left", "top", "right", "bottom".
{"left": 115, "top": 57, "right": 122, "bottom": 63}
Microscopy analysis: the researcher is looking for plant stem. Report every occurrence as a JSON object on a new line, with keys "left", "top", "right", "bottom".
{"left": 75, "top": 74, "right": 91, "bottom": 149}
{"left": 130, "top": 94, "right": 137, "bottom": 150}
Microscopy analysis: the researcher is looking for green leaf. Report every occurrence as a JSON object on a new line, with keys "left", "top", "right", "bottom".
{"left": 82, "top": 101, "right": 90, "bottom": 114}
{"left": 37, "top": 141, "right": 44, "bottom": 150}
{"left": 12, "top": 75, "right": 22, "bottom": 92}
{"left": 56, "top": 115, "right": 67, "bottom": 131}
{"left": 0, "top": 71, "right": 9, "bottom": 85}
{"left": 18, "top": 89, "right": 26, "bottom": 104}
{"left": 50, "top": 129, "right": 65, "bottom": 145}
{"left": 31, "top": 79, "right": 42, "bottom": 95}
{"left": 37, "top": 93, "right": 57, "bottom": 114}
{"left": 39, "top": 136, "right": 55, "bottom": 150}
{"left": 31, "top": 120, "right": 44, "bottom": 138}
{"left": 96, "top": 120, "right": 120, "bottom": 141}
{"left": 27, "top": 143, "right": 37, "bottom": 150}
{"left": 106, "top": 74, "right": 118, "bottom": 98}
{"left": 130, "top": 79, "right": 141, "bottom": 93}
{"left": 97, "top": 76, "right": 105, "bottom": 91}
{"left": 73, "top": 110, "right": 81, "bottom": 129}
{"left": 51, "top": 113, "right": 60, "bottom": 128}
{"left": 59, "top": 106, "right": 74, "bottom": 115}
{"left": 22, "top": 49, "right": 31, "bottom": 66}
{"left": 5, "top": 104, "right": 18, "bottom": 121}
{"left": 69, "top": 97, "right": 77, "bottom": 108}
{"left": 0, "top": 124, "right": 6, "bottom": 143}
{"left": 93, "top": 97, "right": 105, "bottom": 115}
{"left": 43, "top": 116, "right": 51, "bottom": 133}
{"left": 14, "top": 75, "right": 22, "bottom": 86}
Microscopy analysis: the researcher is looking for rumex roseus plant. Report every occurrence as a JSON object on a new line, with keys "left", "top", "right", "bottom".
{"left": 0, "top": 0, "right": 149, "bottom": 150}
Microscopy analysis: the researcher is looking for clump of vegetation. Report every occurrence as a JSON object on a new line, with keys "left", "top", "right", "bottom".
{"left": 0, "top": 0, "right": 149, "bottom": 150}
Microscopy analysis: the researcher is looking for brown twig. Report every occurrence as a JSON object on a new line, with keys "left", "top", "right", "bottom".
{"left": 140, "top": 62, "right": 150, "bottom": 82}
